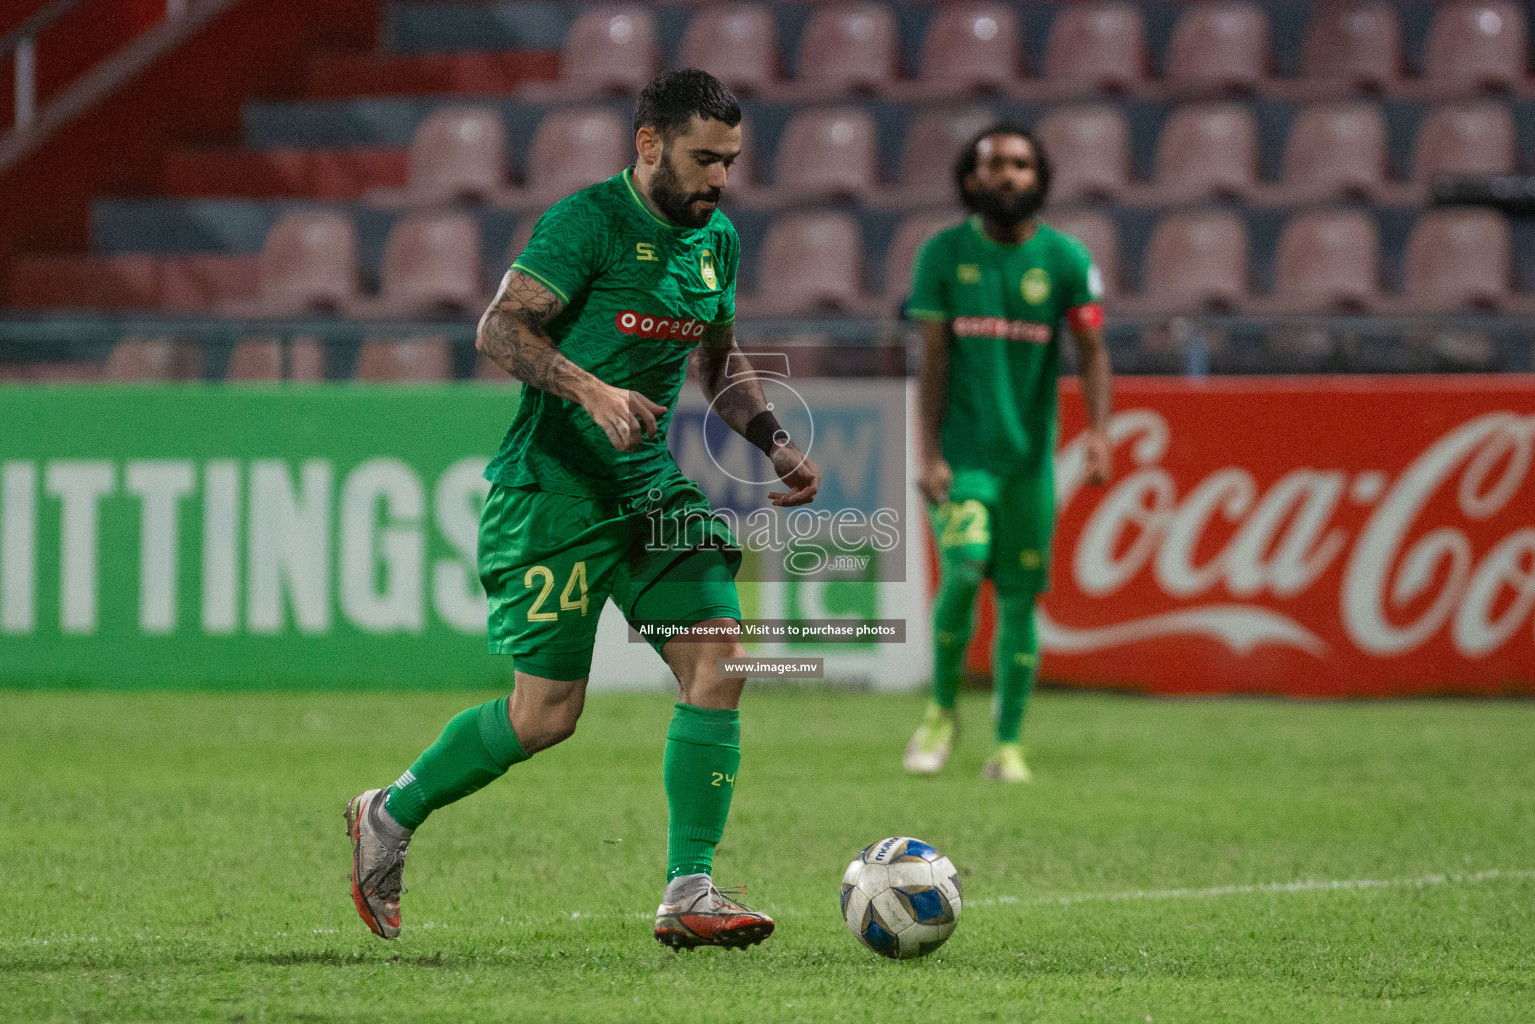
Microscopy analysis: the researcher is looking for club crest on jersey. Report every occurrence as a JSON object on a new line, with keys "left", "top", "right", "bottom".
{"left": 1021, "top": 268, "right": 1051, "bottom": 304}
{"left": 615, "top": 310, "right": 708, "bottom": 341}
{"left": 700, "top": 249, "right": 719, "bottom": 290}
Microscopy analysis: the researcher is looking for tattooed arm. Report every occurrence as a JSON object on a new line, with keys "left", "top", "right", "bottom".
{"left": 477, "top": 268, "right": 664, "bottom": 452}
{"left": 693, "top": 322, "right": 820, "bottom": 506}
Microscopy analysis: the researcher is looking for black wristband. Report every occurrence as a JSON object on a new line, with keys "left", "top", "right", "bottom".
{"left": 744, "top": 410, "right": 788, "bottom": 457}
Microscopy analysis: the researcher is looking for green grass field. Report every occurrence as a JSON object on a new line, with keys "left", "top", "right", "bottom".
{"left": 2, "top": 688, "right": 1532, "bottom": 1023}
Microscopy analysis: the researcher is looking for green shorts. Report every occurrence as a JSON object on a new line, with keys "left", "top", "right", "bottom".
{"left": 928, "top": 466, "right": 1055, "bottom": 595}
{"left": 478, "top": 469, "right": 742, "bottom": 680}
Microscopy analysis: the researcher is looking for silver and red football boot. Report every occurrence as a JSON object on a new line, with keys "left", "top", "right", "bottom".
{"left": 345, "top": 788, "right": 411, "bottom": 940}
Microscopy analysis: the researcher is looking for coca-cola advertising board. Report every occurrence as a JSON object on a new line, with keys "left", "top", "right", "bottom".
{"left": 975, "top": 376, "right": 1535, "bottom": 697}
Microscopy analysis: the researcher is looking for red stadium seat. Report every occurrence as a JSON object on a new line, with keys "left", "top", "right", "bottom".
{"left": 521, "top": 6, "right": 657, "bottom": 99}
{"left": 1147, "top": 104, "right": 1259, "bottom": 202}
{"left": 238, "top": 212, "right": 359, "bottom": 315}
{"left": 884, "top": 106, "right": 995, "bottom": 206}
{"left": 1038, "top": 105, "right": 1131, "bottom": 203}
{"left": 907, "top": 3, "right": 1024, "bottom": 98}
{"left": 104, "top": 338, "right": 204, "bottom": 382}
{"left": 1421, "top": 2, "right": 1528, "bottom": 94}
{"left": 786, "top": 3, "right": 898, "bottom": 98}
{"left": 360, "top": 213, "right": 482, "bottom": 318}
{"left": 884, "top": 210, "right": 964, "bottom": 302}
{"left": 1047, "top": 211, "right": 1120, "bottom": 299}
{"left": 160, "top": 255, "right": 260, "bottom": 311}
{"left": 226, "top": 338, "right": 327, "bottom": 382}
{"left": 355, "top": 338, "right": 455, "bottom": 381}
{"left": 1042, "top": 2, "right": 1150, "bottom": 94}
{"left": 1300, "top": 3, "right": 1402, "bottom": 92}
{"left": 1269, "top": 210, "right": 1382, "bottom": 312}
{"left": 8, "top": 254, "right": 161, "bottom": 310}
{"left": 1274, "top": 103, "right": 1390, "bottom": 203}
{"left": 1139, "top": 211, "right": 1250, "bottom": 312}
{"left": 1401, "top": 209, "right": 1513, "bottom": 311}
{"left": 505, "top": 108, "right": 629, "bottom": 208}
{"left": 678, "top": 5, "right": 779, "bottom": 97}
{"left": 772, "top": 107, "right": 879, "bottom": 201}
{"left": 1413, "top": 102, "right": 1518, "bottom": 184}
{"left": 382, "top": 108, "right": 509, "bottom": 206}
{"left": 1165, "top": 2, "right": 1270, "bottom": 96}
{"left": 746, "top": 211, "right": 871, "bottom": 316}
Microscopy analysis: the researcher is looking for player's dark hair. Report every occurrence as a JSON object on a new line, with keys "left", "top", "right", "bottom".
{"left": 953, "top": 122, "right": 1052, "bottom": 210}
{"left": 633, "top": 69, "right": 742, "bottom": 138}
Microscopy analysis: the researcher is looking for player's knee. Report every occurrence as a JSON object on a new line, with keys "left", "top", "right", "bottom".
{"left": 940, "top": 558, "right": 987, "bottom": 593}
{"left": 676, "top": 643, "right": 746, "bottom": 709}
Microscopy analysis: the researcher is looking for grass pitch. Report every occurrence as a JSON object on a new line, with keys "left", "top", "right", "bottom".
{"left": 2, "top": 688, "right": 1532, "bottom": 1023}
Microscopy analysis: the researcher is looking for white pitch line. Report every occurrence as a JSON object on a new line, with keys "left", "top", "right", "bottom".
{"left": 969, "top": 867, "right": 1535, "bottom": 910}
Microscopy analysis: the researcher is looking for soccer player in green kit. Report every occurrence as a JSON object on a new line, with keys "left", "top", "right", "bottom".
{"left": 345, "top": 70, "right": 820, "bottom": 949}
{"left": 903, "top": 124, "right": 1114, "bottom": 783}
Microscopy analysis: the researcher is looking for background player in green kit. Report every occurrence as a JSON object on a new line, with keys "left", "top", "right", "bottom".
{"left": 345, "top": 70, "right": 821, "bottom": 950}
{"left": 903, "top": 124, "right": 1114, "bottom": 783}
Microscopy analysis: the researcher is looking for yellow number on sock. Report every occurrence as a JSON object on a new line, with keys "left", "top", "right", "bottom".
{"left": 524, "top": 566, "right": 558, "bottom": 622}
{"left": 560, "top": 560, "right": 589, "bottom": 616}
{"left": 710, "top": 771, "right": 737, "bottom": 787}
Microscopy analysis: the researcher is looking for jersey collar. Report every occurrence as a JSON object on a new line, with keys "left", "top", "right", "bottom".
{"left": 967, "top": 214, "right": 1040, "bottom": 249}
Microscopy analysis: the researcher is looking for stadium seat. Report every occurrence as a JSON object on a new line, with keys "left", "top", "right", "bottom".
{"left": 1047, "top": 210, "right": 1120, "bottom": 299}
{"left": 1413, "top": 102, "right": 1518, "bottom": 185}
{"left": 230, "top": 212, "right": 358, "bottom": 316}
{"left": 226, "top": 338, "right": 327, "bottom": 382}
{"left": 159, "top": 255, "right": 260, "bottom": 311}
{"left": 880, "top": 106, "right": 994, "bottom": 207}
{"left": 1042, "top": 2, "right": 1149, "bottom": 95}
{"left": 104, "top": 338, "right": 204, "bottom": 381}
{"left": 520, "top": 6, "right": 657, "bottom": 100}
{"left": 1419, "top": 2, "right": 1528, "bottom": 95}
{"left": 476, "top": 354, "right": 517, "bottom": 381}
{"left": 7, "top": 254, "right": 160, "bottom": 310}
{"left": 354, "top": 338, "right": 455, "bottom": 381}
{"left": 677, "top": 5, "right": 779, "bottom": 97}
{"left": 898, "top": 3, "right": 1023, "bottom": 99}
{"left": 1401, "top": 209, "right": 1513, "bottom": 311}
{"left": 771, "top": 107, "right": 879, "bottom": 201}
{"left": 1269, "top": 210, "right": 1382, "bottom": 312}
{"left": 357, "top": 213, "right": 482, "bottom": 318}
{"left": 1299, "top": 2, "right": 1402, "bottom": 93}
{"left": 780, "top": 3, "right": 898, "bottom": 99}
{"left": 505, "top": 215, "right": 540, "bottom": 270}
{"left": 502, "top": 108, "right": 629, "bottom": 209}
{"left": 1272, "top": 103, "right": 1390, "bottom": 203}
{"left": 746, "top": 211, "right": 871, "bottom": 315}
{"left": 1038, "top": 105, "right": 1131, "bottom": 203}
{"left": 884, "top": 210, "right": 964, "bottom": 304}
{"left": 1138, "top": 211, "right": 1250, "bottom": 312}
{"left": 1145, "top": 104, "right": 1259, "bottom": 203}
{"left": 369, "top": 108, "right": 508, "bottom": 207}
{"left": 1165, "top": 2, "right": 1270, "bottom": 96}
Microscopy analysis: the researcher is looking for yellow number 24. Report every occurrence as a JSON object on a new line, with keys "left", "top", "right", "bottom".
{"left": 524, "top": 561, "right": 590, "bottom": 622}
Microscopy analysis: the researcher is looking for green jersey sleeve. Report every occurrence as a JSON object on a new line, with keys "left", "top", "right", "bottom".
{"left": 509, "top": 194, "right": 609, "bottom": 305}
{"left": 906, "top": 233, "right": 951, "bottom": 321}
{"left": 1059, "top": 236, "right": 1104, "bottom": 309}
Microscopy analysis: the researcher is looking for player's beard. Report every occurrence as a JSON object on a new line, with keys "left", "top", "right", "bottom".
{"left": 962, "top": 181, "right": 1046, "bottom": 228}
{"left": 650, "top": 149, "right": 722, "bottom": 229}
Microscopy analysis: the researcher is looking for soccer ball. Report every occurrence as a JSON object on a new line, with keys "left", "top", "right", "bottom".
{"left": 841, "top": 836, "right": 962, "bottom": 959}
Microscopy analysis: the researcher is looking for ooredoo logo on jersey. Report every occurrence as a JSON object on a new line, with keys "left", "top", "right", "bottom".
{"left": 614, "top": 311, "right": 709, "bottom": 341}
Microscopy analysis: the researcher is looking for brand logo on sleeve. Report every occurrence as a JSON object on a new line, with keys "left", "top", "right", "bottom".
{"left": 700, "top": 249, "right": 719, "bottom": 290}
{"left": 615, "top": 311, "right": 709, "bottom": 341}
{"left": 957, "top": 264, "right": 981, "bottom": 284}
{"left": 1021, "top": 268, "right": 1051, "bottom": 304}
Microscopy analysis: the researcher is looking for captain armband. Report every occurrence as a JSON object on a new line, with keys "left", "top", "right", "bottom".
{"left": 1066, "top": 303, "right": 1104, "bottom": 330}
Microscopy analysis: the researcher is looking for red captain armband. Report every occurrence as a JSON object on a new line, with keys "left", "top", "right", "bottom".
{"left": 1066, "top": 303, "right": 1104, "bottom": 330}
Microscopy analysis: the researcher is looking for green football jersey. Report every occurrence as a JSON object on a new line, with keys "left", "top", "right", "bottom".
{"left": 484, "top": 168, "right": 739, "bottom": 497}
{"left": 908, "top": 215, "right": 1101, "bottom": 476}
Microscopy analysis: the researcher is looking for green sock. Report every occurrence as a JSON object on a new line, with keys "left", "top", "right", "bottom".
{"left": 993, "top": 592, "right": 1040, "bottom": 745}
{"left": 384, "top": 696, "right": 529, "bottom": 830}
{"left": 663, "top": 703, "right": 740, "bottom": 881}
{"left": 931, "top": 558, "right": 984, "bottom": 711}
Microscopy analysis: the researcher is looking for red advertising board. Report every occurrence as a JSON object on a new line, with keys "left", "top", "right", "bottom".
{"left": 958, "top": 376, "right": 1535, "bottom": 697}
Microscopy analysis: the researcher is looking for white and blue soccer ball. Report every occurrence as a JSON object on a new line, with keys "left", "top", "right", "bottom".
{"left": 841, "top": 836, "right": 962, "bottom": 959}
